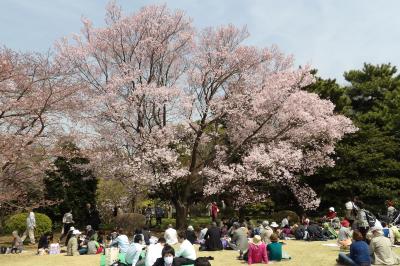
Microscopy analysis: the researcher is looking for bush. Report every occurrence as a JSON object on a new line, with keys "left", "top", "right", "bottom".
{"left": 269, "top": 210, "right": 299, "bottom": 225}
{"left": 4, "top": 213, "right": 52, "bottom": 237}
{"left": 115, "top": 213, "right": 145, "bottom": 232}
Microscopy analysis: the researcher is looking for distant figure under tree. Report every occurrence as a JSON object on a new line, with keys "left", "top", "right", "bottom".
{"left": 210, "top": 202, "right": 219, "bottom": 222}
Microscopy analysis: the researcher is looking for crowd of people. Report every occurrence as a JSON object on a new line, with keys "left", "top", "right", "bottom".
{"left": 3, "top": 198, "right": 400, "bottom": 266}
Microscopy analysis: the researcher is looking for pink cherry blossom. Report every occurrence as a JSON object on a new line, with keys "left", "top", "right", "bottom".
{"left": 55, "top": 2, "right": 356, "bottom": 225}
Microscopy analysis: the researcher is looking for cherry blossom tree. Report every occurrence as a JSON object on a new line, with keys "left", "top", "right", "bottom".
{"left": 0, "top": 48, "right": 79, "bottom": 210}
{"left": 57, "top": 1, "right": 356, "bottom": 228}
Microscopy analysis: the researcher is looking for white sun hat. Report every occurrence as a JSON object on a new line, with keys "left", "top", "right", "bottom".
{"left": 270, "top": 222, "right": 279, "bottom": 228}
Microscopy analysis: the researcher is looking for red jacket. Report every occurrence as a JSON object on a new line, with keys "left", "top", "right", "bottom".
{"left": 327, "top": 211, "right": 337, "bottom": 219}
{"left": 248, "top": 242, "right": 268, "bottom": 265}
{"left": 210, "top": 204, "right": 219, "bottom": 217}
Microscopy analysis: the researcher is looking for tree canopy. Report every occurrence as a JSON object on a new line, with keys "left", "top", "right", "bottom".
{"left": 305, "top": 64, "right": 400, "bottom": 213}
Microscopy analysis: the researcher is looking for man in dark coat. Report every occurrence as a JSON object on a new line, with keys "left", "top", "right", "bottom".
{"left": 85, "top": 203, "right": 101, "bottom": 230}
{"left": 204, "top": 222, "right": 223, "bottom": 251}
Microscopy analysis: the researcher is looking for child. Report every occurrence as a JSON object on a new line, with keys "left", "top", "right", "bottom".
{"left": 338, "top": 220, "right": 352, "bottom": 250}
{"left": 382, "top": 222, "right": 391, "bottom": 239}
{"left": 267, "top": 233, "right": 282, "bottom": 261}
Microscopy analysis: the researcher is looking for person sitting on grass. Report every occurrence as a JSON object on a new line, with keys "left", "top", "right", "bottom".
{"left": 198, "top": 225, "right": 208, "bottom": 244}
{"left": 67, "top": 229, "right": 81, "bottom": 256}
{"left": 37, "top": 232, "right": 53, "bottom": 255}
{"left": 228, "top": 222, "right": 249, "bottom": 259}
{"left": 267, "top": 233, "right": 282, "bottom": 261}
{"left": 194, "top": 257, "right": 211, "bottom": 266}
{"left": 260, "top": 221, "right": 273, "bottom": 244}
{"left": 86, "top": 225, "right": 98, "bottom": 241}
{"left": 390, "top": 224, "right": 400, "bottom": 245}
{"left": 203, "top": 222, "right": 223, "bottom": 251}
{"left": 247, "top": 235, "right": 268, "bottom": 265}
{"left": 152, "top": 245, "right": 195, "bottom": 266}
{"left": 338, "top": 220, "right": 352, "bottom": 250}
{"left": 186, "top": 225, "right": 197, "bottom": 244}
{"left": 164, "top": 224, "right": 178, "bottom": 245}
{"left": 64, "top": 226, "right": 75, "bottom": 246}
{"left": 176, "top": 231, "right": 196, "bottom": 260}
{"left": 110, "top": 229, "right": 130, "bottom": 253}
{"left": 86, "top": 239, "right": 101, "bottom": 255}
{"left": 11, "top": 230, "right": 23, "bottom": 254}
{"left": 125, "top": 234, "right": 145, "bottom": 266}
{"left": 145, "top": 237, "right": 166, "bottom": 266}
{"left": 337, "top": 230, "right": 370, "bottom": 266}
{"left": 381, "top": 222, "right": 391, "bottom": 239}
{"left": 369, "top": 225, "right": 400, "bottom": 265}
{"left": 49, "top": 237, "right": 60, "bottom": 255}
{"left": 142, "top": 226, "right": 151, "bottom": 245}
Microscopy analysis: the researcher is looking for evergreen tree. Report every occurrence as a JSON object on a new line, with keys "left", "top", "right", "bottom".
{"left": 40, "top": 143, "right": 98, "bottom": 227}
{"left": 304, "top": 64, "right": 400, "bottom": 214}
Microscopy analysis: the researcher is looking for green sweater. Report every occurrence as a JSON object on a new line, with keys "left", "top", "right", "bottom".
{"left": 267, "top": 242, "right": 282, "bottom": 261}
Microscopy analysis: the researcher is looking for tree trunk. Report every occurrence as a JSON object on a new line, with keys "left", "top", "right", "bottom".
{"left": 174, "top": 200, "right": 189, "bottom": 230}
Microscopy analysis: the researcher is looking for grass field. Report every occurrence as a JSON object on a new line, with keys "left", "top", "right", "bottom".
{"left": 2, "top": 232, "right": 400, "bottom": 266}
{"left": 0, "top": 237, "right": 389, "bottom": 266}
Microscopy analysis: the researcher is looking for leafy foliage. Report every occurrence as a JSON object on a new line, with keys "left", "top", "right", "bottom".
{"left": 39, "top": 143, "right": 98, "bottom": 227}
{"left": 305, "top": 64, "right": 400, "bottom": 214}
{"left": 4, "top": 213, "right": 52, "bottom": 236}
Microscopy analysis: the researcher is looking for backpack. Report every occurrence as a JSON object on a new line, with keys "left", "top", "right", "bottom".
{"left": 294, "top": 226, "right": 305, "bottom": 240}
{"left": 364, "top": 210, "right": 376, "bottom": 227}
{"left": 253, "top": 227, "right": 261, "bottom": 236}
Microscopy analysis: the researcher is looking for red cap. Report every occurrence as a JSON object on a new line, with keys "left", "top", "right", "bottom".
{"left": 341, "top": 220, "right": 350, "bottom": 227}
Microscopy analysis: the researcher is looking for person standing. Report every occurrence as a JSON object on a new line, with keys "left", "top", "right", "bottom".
{"left": 210, "top": 202, "right": 219, "bottom": 222}
{"left": 61, "top": 209, "right": 74, "bottom": 240}
{"left": 155, "top": 205, "right": 164, "bottom": 226}
{"left": 355, "top": 202, "right": 369, "bottom": 241}
{"left": 21, "top": 210, "right": 36, "bottom": 244}
{"left": 85, "top": 203, "right": 101, "bottom": 230}
{"left": 145, "top": 204, "right": 153, "bottom": 227}
{"left": 386, "top": 200, "right": 396, "bottom": 223}
{"left": 345, "top": 197, "right": 357, "bottom": 228}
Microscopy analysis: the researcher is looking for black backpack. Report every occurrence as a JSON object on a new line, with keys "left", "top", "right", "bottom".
{"left": 364, "top": 210, "right": 376, "bottom": 227}
{"left": 0, "top": 246, "right": 7, "bottom": 254}
{"left": 294, "top": 226, "right": 305, "bottom": 240}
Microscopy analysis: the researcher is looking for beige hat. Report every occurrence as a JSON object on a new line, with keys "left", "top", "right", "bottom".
{"left": 253, "top": 235, "right": 262, "bottom": 244}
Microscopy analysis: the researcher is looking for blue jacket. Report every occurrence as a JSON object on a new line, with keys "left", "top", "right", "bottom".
{"left": 350, "top": 240, "right": 371, "bottom": 265}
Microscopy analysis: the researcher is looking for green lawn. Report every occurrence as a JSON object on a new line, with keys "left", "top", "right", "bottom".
{"left": 3, "top": 238, "right": 398, "bottom": 266}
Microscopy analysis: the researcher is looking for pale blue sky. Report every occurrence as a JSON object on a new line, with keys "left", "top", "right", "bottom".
{"left": 1, "top": 0, "right": 399, "bottom": 82}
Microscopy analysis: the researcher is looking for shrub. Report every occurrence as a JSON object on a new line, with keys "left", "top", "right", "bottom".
{"left": 269, "top": 210, "right": 299, "bottom": 225}
{"left": 115, "top": 213, "right": 145, "bottom": 233}
{"left": 4, "top": 213, "right": 52, "bottom": 237}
